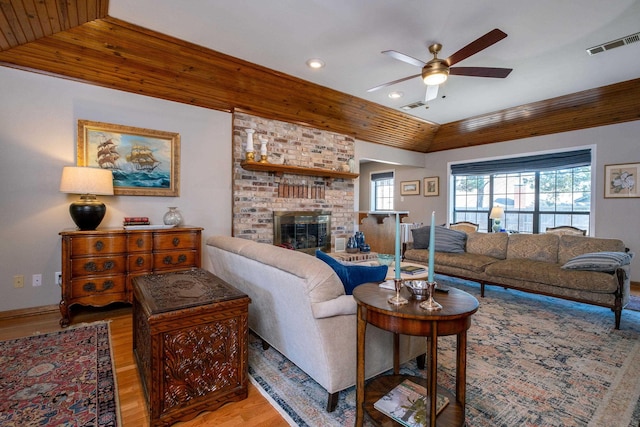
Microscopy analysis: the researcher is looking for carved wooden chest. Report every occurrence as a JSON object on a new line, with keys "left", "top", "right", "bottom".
{"left": 132, "top": 269, "right": 250, "bottom": 426}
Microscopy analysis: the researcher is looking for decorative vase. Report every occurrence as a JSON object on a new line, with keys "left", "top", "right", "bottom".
{"left": 346, "top": 236, "right": 359, "bottom": 253}
{"left": 355, "top": 231, "right": 366, "bottom": 250}
{"left": 163, "top": 207, "right": 183, "bottom": 226}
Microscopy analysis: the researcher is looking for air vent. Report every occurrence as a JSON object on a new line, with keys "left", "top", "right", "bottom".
{"left": 400, "top": 101, "right": 426, "bottom": 110}
{"left": 586, "top": 32, "right": 640, "bottom": 55}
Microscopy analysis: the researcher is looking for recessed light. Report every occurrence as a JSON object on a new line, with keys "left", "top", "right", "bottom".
{"left": 388, "top": 91, "right": 404, "bottom": 99}
{"left": 306, "top": 58, "right": 325, "bottom": 69}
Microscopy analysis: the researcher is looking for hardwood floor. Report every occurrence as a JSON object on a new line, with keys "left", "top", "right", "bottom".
{"left": 0, "top": 305, "right": 289, "bottom": 427}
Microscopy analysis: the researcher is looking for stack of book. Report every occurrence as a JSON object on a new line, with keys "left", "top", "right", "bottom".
{"left": 373, "top": 379, "right": 449, "bottom": 427}
{"left": 398, "top": 265, "right": 427, "bottom": 275}
{"left": 123, "top": 217, "right": 150, "bottom": 226}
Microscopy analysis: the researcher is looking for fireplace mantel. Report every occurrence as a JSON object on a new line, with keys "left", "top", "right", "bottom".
{"left": 241, "top": 160, "right": 359, "bottom": 181}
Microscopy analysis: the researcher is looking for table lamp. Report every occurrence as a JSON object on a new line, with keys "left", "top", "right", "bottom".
{"left": 60, "top": 166, "right": 114, "bottom": 230}
{"left": 489, "top": 206, "right": 504, "bottom": 233}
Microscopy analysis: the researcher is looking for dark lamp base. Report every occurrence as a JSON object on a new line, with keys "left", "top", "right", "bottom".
{"left": 69, "top": 195, "right": 106, "bottom": 230}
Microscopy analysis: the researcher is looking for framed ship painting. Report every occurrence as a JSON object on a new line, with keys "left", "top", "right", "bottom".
{"left": 77, "top": 120, "right": 180, "bottom": 196}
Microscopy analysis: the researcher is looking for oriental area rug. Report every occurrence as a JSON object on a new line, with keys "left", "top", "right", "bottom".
{"left": 249, "top": 277, "right": 640, "bottom": 427}
{"left": 0, "top": 321, "right": 120, "bottom": 426}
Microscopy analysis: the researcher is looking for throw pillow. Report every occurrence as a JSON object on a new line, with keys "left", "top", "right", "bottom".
{"left": 411, "top": 226, "right": 467, "bottom": 253}
{"left": 561, "top": 251, "right": 633, "bottom": 272}
{"left": 316, "top": 250, "right": 388, "bottom": 295}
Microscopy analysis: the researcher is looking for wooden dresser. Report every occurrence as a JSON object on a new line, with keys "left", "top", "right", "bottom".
{"left": 59, "top": 226, "right": 203, "bottom": 327}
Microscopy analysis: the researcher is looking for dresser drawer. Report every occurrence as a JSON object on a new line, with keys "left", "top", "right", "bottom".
{"left": 70, "top": 256, "right": 127, "bottom": 277}
{"left": 70, "top": 275, "right": 126, "bottom": 298}
{"left": 153, "top": 232, "right": 199, "bottom": 251}
{"left": 70, "top": 235, "right": 126, "bottom": 256}
{"left": 128, "top": 253, "right": 153, "bottom": 273}
{"left": 153, "top": 250, "right": 199, "bottom": 271}
{"left": 128, "top": 233, "right": 153, "bottom": 253}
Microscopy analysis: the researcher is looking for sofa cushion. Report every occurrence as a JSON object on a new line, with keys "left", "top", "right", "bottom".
{"left": 485, "top": 259, "right": 620, "bottom": 293}
{"left": 411, "top": 226, "right": 467, "bottom": 253}
{"left": 561, "top": 251, "right": 633, "bottom": 272}
{"left": 557, "top": 235, "right": 627, "bottom": 265}
{"left": 316, "top": 250, "right": 388, "bottom": 295}
{"left": 466, "top": 232, "right": 509, "bottom": 259}
{"left": 506, "top": 233, "right": 559, "bottom": 263}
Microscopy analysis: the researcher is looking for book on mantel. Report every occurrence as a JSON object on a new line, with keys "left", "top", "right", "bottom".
{"left": 373, "top": 379, "right": 449, "bottom": 427}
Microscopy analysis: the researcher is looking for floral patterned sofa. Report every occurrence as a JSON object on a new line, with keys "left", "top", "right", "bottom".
{"left": 404, "top": 231, "right": 632, "bottom": 329}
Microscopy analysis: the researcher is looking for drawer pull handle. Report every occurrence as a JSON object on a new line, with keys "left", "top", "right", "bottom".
{"left": 136, "top": 256, "right": 145, "bottom": 266}
{"left": 172, "top": 237, "right": 180, "bottom": 247}
{"left": 83, "top": 280, "right": 114, "bottom": 293}
{"left": 163, "top": 254, "right": 187, "bottom": 265}
{"left": 84, "top": 260, "right": 115, "bottom": 272}
{"left": 95, "top": 241, "right": 104, "bottom": 251}
{"left": 136, "top": 238, "right": 144, "bottom": 248}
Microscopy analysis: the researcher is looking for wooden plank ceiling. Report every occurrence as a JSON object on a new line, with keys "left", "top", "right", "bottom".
{"left": 1, "top": 0, "right": 639, "bottom": 153}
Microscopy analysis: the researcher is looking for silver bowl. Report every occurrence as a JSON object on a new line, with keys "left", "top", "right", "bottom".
{"left": 404, "top": 280, "right": 430, "bottom": 300}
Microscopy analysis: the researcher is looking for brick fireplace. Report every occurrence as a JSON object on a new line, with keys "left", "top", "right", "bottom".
{"left": 232, "top": 112, "right": 356, "bottom": 249}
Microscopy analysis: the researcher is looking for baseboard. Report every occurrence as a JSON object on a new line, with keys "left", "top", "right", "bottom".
{"left": 0, "top": 304, "right": 59, "bottom": 321}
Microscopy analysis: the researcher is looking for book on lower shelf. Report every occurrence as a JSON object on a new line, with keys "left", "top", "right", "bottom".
{"left": 397, "top": 265, "right": 427, "bottom": 275}
{"left": 373, "top": 379, "right": 449, "bottom": 427}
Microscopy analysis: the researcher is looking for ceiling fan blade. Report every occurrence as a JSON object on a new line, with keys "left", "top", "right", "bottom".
{"left": 449, "top": 66, "right": 512, "bottom": 78}
{"left": 445, "top": 28, "right": 508, "bottom": 67}
{"left": 367, "top": 73, "right": 422, "bottom": 92}
{"left": 425, "top": 85, "right": 439, "bottom": 102}
{"left": 382, "top": 50, "right": 426, "bottom": 68}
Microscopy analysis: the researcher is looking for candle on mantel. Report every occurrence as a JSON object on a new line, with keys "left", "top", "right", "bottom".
{"left": 245, "top": 129, "right": 255, "bottom": 153}
{"left": 428, "top": 211, "right": 435, "bottom": 283}
{"left": 395, "top": 212, "right": 401, "bottom": 280}
{"left": 259, "top": 137, "right": 268, "bottom": 155}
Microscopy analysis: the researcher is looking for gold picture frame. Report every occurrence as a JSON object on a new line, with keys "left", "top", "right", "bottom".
{"left": 604, "top": 163, "right": 638, "bottom": 198}
{"left": 400, "top": 180, "right": 420, "bottom": 196}
{"left": 77, "top": 120, "right": 180, "bottom": 196}
{"left": 423, "top": 176, "right": 439, "bottom": 197}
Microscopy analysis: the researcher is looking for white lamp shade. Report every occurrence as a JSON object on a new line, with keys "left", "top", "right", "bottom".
{"left": 60, "top": 166, "right": 114, "bottom": 195}
{"left": 489, "top": 206, "right": 504, "bottom": 219}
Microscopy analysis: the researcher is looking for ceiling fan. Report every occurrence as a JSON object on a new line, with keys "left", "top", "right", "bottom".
{"left": 368, "top": 28, "right": 513, "bottom": 102}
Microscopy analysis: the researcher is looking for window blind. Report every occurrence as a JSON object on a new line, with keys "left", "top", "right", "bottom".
{"left": 451, "top": 149, "right": 591, "bottom": 176}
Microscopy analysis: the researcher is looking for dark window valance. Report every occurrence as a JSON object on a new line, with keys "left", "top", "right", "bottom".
{"left": 450, "top": 149, "right": 591, "bottom": 176}
{"left": 371, "top": 171, "right": 394, "bottom": 181}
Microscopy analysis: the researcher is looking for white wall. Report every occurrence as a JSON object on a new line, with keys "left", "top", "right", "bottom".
{"left": 1, "top": 65, "right": 638, "bottom": 313}
{"left": 0, "top": 67, "right": 232, "bottom": 312}
{"left": 421, "top": 122, "right": 640, "bottom": 281}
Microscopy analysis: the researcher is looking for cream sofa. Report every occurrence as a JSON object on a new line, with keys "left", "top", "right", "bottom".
{"left": 206, "top": 235, "right": 425, "bottom": 411}
{"left": 404, "top": 231, "right": 631, "bottom": 329}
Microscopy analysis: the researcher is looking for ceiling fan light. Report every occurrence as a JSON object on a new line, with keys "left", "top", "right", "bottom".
{"left": 423, "top": 70, "right": 448, "bottom": 85}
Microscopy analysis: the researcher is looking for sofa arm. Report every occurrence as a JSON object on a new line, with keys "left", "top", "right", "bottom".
{"left": 311, "top": 295, "right": 357, "bottom": 319}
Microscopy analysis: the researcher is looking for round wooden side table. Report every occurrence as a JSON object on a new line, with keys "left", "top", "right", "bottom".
{"left": 353, "top": 282, "right": 478, "bottom": 426}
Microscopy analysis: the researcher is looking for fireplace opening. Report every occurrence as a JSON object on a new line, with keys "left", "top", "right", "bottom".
{"left": 273, "top": 211, "right": 331, "bottom": 254}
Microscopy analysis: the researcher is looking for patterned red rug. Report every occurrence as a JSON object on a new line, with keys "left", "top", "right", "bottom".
{"left": 0, "top": 322, "right": 120, "bottom": 426}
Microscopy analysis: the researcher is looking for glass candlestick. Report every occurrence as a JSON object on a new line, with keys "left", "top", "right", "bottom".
{"left": 419, "top": 281, "right": 442, "bottom": 311}
{"left": 388, "top": 278, "right": 408, "bottom": 305}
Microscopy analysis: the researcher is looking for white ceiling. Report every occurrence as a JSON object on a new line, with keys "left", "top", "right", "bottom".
{"left": 109, "top": 0, "right": 640, "bottom": 125}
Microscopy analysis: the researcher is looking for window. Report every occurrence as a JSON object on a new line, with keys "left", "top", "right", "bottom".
{"left": 371, "top": 171, "right": 394, "bottom": 211}
{"left": 452, "top": 149, "right": 591, "bottom": 234}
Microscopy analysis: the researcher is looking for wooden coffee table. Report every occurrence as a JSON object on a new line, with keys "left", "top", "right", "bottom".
{"left": 353, "top": 283, "right": 478, "bottom": 426}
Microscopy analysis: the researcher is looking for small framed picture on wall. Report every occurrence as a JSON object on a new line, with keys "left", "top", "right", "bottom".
{"left": 423, "top": 176, "right": 439, "bottom": 197}
{"left": 400, "top": 180, "right": 420, "bottom": 195}
{"left": 604, "top": 163, "right": 638, "bottom": 198}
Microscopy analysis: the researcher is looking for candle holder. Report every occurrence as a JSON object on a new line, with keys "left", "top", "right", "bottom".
{"left": 259, "top": 136, "right": 269, "bottom": 163}
{"left": 388, "top": 278, "right": 408, "bottom": 305}
{"left": 419, "top": 281, "right": 442, "bottom": 311}
{"left": 245, "top": 129, "right": 255, "bottom": 162}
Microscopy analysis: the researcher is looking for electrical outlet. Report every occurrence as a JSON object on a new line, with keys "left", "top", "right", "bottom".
{"left": 55, "top": 272, "right": 62, "bottom": 286}
{"left": 32, "top": 274, "right": 42, "bottom": 287}
{"left": 13, "top": 275, "right": 24, "bottom": 288}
